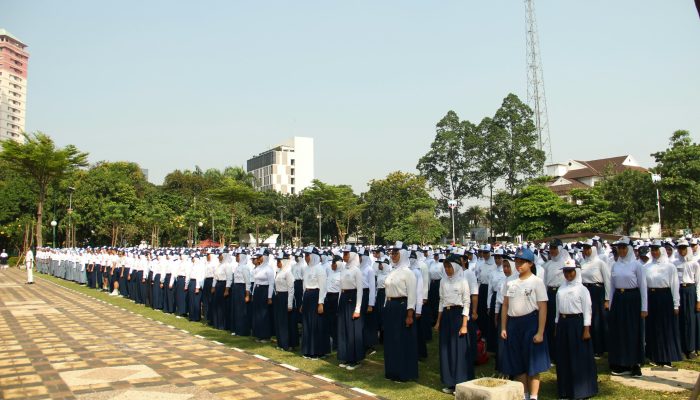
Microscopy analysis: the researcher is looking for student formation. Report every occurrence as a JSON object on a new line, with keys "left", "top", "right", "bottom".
{"left": 28, "top": 234, "right": 700, "bottom": 400}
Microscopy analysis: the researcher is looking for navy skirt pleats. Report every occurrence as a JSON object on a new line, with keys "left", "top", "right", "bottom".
{"left": 555, "top": 314, "right": 598, "bottom": 399}
{"left": 361, "top": 288, "right": 378, "bottom": 349}
{"left": 337, "top": 291, "right": 365, "bottom": 363}
{"left": 145, "top": 271, "right": 153, "bottom": 307}
{"left": 152, "top": 273, "right": 163, "bottom": 310}
{"left": 302, "top": 289, "right": 329, "bottom": 357}
{"left": 175, "top": 276, "right": 188, "bottom": 316}
{"left": 439, "top": 307, "right": 472, "bottom": 388}
{"left": 324, "top": 292, "right": 339, "bottom": 351}
{"left": 646, "top": 288, "right": 683, "bottom": 363}
{"left": 119, "top": 268, "right": 128, "bottom": 296}
{"left": 545, "top": 287, "right": 558, "bottom": 363}
{"left": 487, "top": 292, "right": 498, "bottom": 352}
{"left": 583, "top": 283, "right": 607, "bottom": 355}
{"left": 428, "top": 279, "right": 441, "bottom": 327}
{"left": 608, "top": 288, "right": 644, "bottom": 367}
{"left": 383, "top": 298, "right": 419, "bottom": 382}
{"left": 273, "top": 292, "right": 293, "bottom": 349}
{"left": 375, "top": 288, "right": 386, "bottom": 343}
{"left": 212, "top": 281, "right": 228, "bottom": 330}
{"left": 232, "top": 283, "right": 251, "bottom": 336}
{"left": 679, "top": 284, "right": 698, "bottom": 353}
{"left": 163, "top": 274, "right": 175, "bottom": 313}
{"left": 187, "top": 279, "right": 202, "bottom": 321}
{"left": 500, "top": 311, "right": 550, "bottom": 377}
{"left": 202, "top": 277, "right": 214, "bottom": 325}
{"left": 252, "top": 285, "right": 272, "bottom": 340}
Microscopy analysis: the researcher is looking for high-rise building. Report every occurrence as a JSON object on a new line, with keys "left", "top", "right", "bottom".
{"left": 246, "top": 137, "right": 314, "bottom": 195}
{"left": 0, "top": 29, "right": 28, "bottom": 143}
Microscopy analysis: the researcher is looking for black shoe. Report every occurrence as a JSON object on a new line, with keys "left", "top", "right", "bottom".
{"left": 632, "top": 366, "right": 642, "bottom": 378}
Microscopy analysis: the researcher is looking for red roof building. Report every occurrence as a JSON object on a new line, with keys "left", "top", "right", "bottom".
{"left": 545, "top": 155, "right": 647, "bottom": 198}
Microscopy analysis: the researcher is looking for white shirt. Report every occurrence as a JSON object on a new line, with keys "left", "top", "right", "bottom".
{"left": 505, "top": 274, "right": 548, "bottom": 317}
{"left": 496, "top": 273, "right": 519, "bottom": 314}
{"left": 384, "top": 265, "right": 417, "bottom": 311}
{"left": 411, "top": 264, "right": 424, "bottom": 314}
{"left": 326, "top": 266, "right": 341, "bottom": 293}
{"left": 374, "top": 260, "right": 392, "bottom": 289}
{"left": 646, "top": 260, "right": 680, "bottom": 309}
{"left": 439, "top": 275, "right": 471, "bottom": 317}
{"left": 303, "top": 263, "right": 327, "bottom": 304}
{"left": 476, "top": 257, "right": 496, "bottom": 285}
{"left": 580, "top": 255, "right": 611, "bottom": 300}
{"left": 675, "top": 258, "right": 700, "bottom": 299}
{"left": 253, "top": 264, "right": 275, "bottom": 299}
{"left": 340, "top": 264, "right": 364, "bottom": 314}
{"left": 487, "top": 266, "right": 506, "bottom": 309}
{"left": 213, "top": 261, "right": 233, "bottom": 287}
{"left": 275, "top": 265, "right": 295, "bottom": 309}
{"left": 555, "top": 280, "right": 592, "bottom": 326}
{"left": 610, "top": 258, "right": 648, "bottom": 312}
{"left": 360, "top": 261, "right": 376, "bottom": 307}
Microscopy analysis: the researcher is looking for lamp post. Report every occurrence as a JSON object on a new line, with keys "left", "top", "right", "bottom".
{"left": 448, "top": 199, "right": 457, "bottom": 245}
{"left": 316, "top": 205, "right": 322, "bottom": 247}
{"left": 67, "top": 187, "right": 75, "bottom": 248}
{"left": 280, "top": 206, "right": 286, "bottom": 246}
{"left": 195, "top": 221, "right": 203, "bottom": 247}
{"left": 50, "top": 220, "right": 57, "bottom": 248}
{"left": 651, "top": 173, "right": 662, "bottom": 233}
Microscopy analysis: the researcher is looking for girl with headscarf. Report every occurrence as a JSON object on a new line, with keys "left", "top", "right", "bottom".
{"left": 373, "top": 248, "right": 392, "bottom": 344}
{"left": 231, "top": 249, "right": 252, "bottom": 336}
{"left": 211, "top": 252, "right": 233, "bottom": 330}
{"left": 435, "top": 254, "right": 472, "bottom": 394}
{"left": 251, "top": 249, "right": 275, "bottom": 342}
{"left": 301, "top": 247, "right": 329, "bottom": 359}
{"left": 383, "top": 241, "right": 418, "bottom": 382}
{"left": 580, "top": 238, "right": 610, "bottom": 357}
{"left": 607, "top": 236, "right": 647, "bottom": 377}
{"left": 542, "top": 238, "right": 575, "bottom": 364}
{"left": 674, "top": 239, "right": 700, "bottom": 359}
{"left": 409, "top": 249, "right": 427, "bottom": 360}
{"left": 337, "top": 245, "right": 364, "bottom": 370}
{"left": 186, "top": 255, "right": 205, "bottom": 322}
{"left": 645, "top": 240, "right": 682, "bottom": 366}
{"left": 359, "top": 248, "right": 378, "bottom": 355}
{"left": 273, "top": 251, "right": 297, "bottom": 350}
{"left": 325, "top": 254, "right": 342, "bottom": 352}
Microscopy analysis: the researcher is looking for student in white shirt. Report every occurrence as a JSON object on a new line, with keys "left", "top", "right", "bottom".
{"left": 674, "top": 239, "right": 700, "bottom": 359}
{"left": 273, "top": 251, "right": 297, "bottom": 351}
{"left": 645, "top": 240, "right": 682, "bottom": 366}
{"left": 337, "top": 245, "right": 365, "bottom": 370}
{"left": 580, "top": 238, "right": 610, "bottom": 357}
{"left": 231, "top": 249, "right": 252, "bottom": 336}
{"left": 555, "top": 259, "right": 598, "bottom": 400}
{"left": 301, "top": 246, "right": 329, "bottom": 359}
{"left": 211, "top": 252, "right": 233, "bottom": 330}
{"left": 325, "top": 254, "right": 342, "bottom": 352}
{"left": 500, "top": 248, "right": 549, "bottom": 400}
{"left": 251, "top": 249, "right": 275, "bottom": 342}
{"left": 435, "top": 254, "right": 472, "bottom": 394}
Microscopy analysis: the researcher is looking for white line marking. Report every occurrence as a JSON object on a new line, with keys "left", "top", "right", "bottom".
{"left": 313, "top": 374, "right": 335, "bottom": 383}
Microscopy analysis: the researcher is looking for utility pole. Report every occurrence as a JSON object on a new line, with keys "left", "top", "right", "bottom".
{"left": 525, "top": 0, "right": 553, "bottom": 164}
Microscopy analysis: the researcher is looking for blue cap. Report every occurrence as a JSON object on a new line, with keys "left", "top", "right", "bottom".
{"left": 514, "top": 247, "right": 535, "bottom": 263}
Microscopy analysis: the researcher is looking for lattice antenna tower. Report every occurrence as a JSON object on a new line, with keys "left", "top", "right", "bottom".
{"left": 525, "top": 0, "right": 553, "bottom": 163}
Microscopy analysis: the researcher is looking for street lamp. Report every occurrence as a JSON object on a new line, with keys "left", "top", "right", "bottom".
{"left": 448, "top": 199, "right": 457, "bottom": 245}
{"left": 195, "top": 221, "right": 203, "bottom": 247}
{"left": 651, "top": 173, "right": 662, "bottom": 233}
{"left": 50, "top": 220, "right": 57, "bottom": 248}
{"left": 316, "top": 206, "right": 322, "bottom": 247}
{"left": 280, "top": 206, "right": 286, "bottom": 246}
{"left": 67, "top": 187, "right": 75, "bottom": 248}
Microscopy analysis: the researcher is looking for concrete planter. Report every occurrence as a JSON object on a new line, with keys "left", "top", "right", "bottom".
{"left": 455, "top": 378, "right": 524, "bottom": 400}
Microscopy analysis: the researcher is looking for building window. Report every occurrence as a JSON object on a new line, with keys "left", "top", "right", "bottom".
{"left": 291, "top": 159, "right": 295, "bottom": 166}
{"left": 291, "top": 168, "right": 295, "bottom": 176}
{"left": 291, "top": 187, "right": 295, "bottom": 194}
{"left": 291, "top": 178, "right": 295, "bottom": 185}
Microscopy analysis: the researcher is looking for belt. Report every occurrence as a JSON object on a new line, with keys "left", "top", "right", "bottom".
{"left": 341, "top": 289, "right": 357, "bottom": 293}
{"left": 444, "top": 305, "right": 463, "bottom": 311}
{"left": 649, "top": 287, "right": 670, "bottom": 292}
{"left": 547, "top": 286, "right": 558, "bottom": 292}
{"left": 306, "top": 288, "right": 320, "bottom": 291}
{"left": 615, "top": 287, "right": 639, "bottom": 293}
{"left": 559, "top": 313, "right": 582, "bottom": 319}
{"left": 583, "top": 283, "right": 603, "bottom": 287}
{"left": 388, "top": 296, "right": 407, "bottom": 301}
{"left": 177, "top": 275, "right": 185, "bottom": 279}
{"left": 681, "top": 283, "right": 696, "bottom": 287}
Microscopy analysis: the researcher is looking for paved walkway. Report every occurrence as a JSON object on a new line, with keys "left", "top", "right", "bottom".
{"left": 0, "top": 268, "right": 373, "bottom": 400}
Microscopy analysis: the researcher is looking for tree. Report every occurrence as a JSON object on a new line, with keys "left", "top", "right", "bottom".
{"left": 490, "top": 190, "right": 515, "bottom": 239}
{"left": 652, "top": 130, "right": 700, "bottom": 231}
{"left": 362, "top": 171, "right": 436, "bottom": 243}
{"left": 563, "top": 188, "right": 621, "bottom": 234}
{"left": 491, "top": 93, "right": 546, "bottom": 196}
{"left": 0, "top": 132, "right": 88, "bottom": 247}
{"left": 596, "top": 169, "right": 657, "bottom": 235}
{"left": 384, "top": 209, "right": 446, "bottom": 245}
{"left": 417, "top": 111, "right": 485, "bottom": 209}
{"left": 301, "top": 180, "right": 362, "bottom": 244}
{"left": 510, "top": 184, "right": 567, "bottom": 240}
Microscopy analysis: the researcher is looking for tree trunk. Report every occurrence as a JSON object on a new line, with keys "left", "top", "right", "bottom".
{"left": 35, "top": 189, "right": 46, "bottom": 248}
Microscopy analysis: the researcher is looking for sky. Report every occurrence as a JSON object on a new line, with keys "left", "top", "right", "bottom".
{"left": 4, "top": 1, "right": 700, "bottom": 194}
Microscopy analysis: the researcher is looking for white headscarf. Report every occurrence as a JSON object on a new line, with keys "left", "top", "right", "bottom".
{"left": 345, "top": 252, "right": 360, "bottom": 269}
{"left": 391, "top": 249, "right": 410, "bottom": 269}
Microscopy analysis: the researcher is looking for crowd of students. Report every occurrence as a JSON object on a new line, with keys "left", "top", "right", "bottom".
{"left": 29, "top": 234, "right": 700, "bottom": 400}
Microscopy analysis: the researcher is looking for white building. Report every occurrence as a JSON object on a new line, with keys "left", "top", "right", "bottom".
{"left": 546, "top": 155, "right": 646, "bottom": 198}
{"left": 246, "top": 136, "right": 314, "bottom": 195}
{"left": 0, "top": 29, "right": 28, "bottom": 143}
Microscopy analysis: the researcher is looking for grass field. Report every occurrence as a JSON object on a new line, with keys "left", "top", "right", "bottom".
{"left": 37, "top": 272, "right": 697, "bottom": 400}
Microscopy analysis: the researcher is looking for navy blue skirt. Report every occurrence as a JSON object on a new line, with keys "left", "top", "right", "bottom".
{"left": 428, "top": 279, "right": 441, "bottom": 327}
{"left": 273, "top": 291, "right": 297, "bottom": 350}
{"left": 383, "top": 297, "right": 418, "bottom": 381}
{"left": 231, "top": 282, "right": 251, "bottom": 336}
{"left": 163, "top": 274, "right": 175, "bottom": 313}
{"left": 174, "top": 276, "right": 188, "bottom": 316}
{"left": 252, "top": 285, "right": 272, "bottom": 340}
{"left": 361, "top": 288, "right": 378, "bottom": 349}
{"left": 583, "top": 283, "right": 607, "bottom": 355}
{"left": 608, "top": 288, "right": 644, "bottom": 367}
{"left": 187, "top": 279, "right": 202, "bottom": 321}
{"left": 487, "top": 291, "right": 498, "bottom": 352}
{"left": 500, "top": 311, "right": 550, "bottom": 377}
{"left": 545, "top": 287, "right": 558, "bottom": 363}
{"left": 477, "top": 284, "right": 489, "bottom": 334}
{"left": 324, "top": 292, "right": 339, "bottom": 351}
{"left": 302, "top": 289, "right": 328, "bottom": 357}
{"left": 375, "top": 288, "right": 386, "bottom": 341}
{"left": 212, "top": 281, "right": 228, "bottom": 330}
{"left": 152, "top": 273, "right": 163, "bottom": 310}
{"left": 679, "top": 284, "right": 698, "bottom": 353}
{"left": 439, "top": 306, "right": 472, "bottom": 388}
{"left": 646, "top": 288, "right": 683, "bottom": 363}
{"left": 555, "top": 314, "right": 598, "bottom": 399}
{"left": 202, "top": 277, "right": 214, "bottom": 325}
{"left": 338, "top": 291, "right": 364, "bottom": 363}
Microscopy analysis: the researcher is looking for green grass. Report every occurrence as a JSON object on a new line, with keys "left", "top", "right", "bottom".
{"left": 38, "top": 272, "right": 697, "bottom": 400}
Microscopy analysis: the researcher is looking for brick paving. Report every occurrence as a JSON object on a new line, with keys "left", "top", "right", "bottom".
{"left": 0, "top": 268, "right": 373, "bottom": 400}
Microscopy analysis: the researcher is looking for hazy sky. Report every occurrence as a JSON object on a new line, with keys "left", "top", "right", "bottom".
{"left": 4, "top": 1, "right": 700, "bottom": 193}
